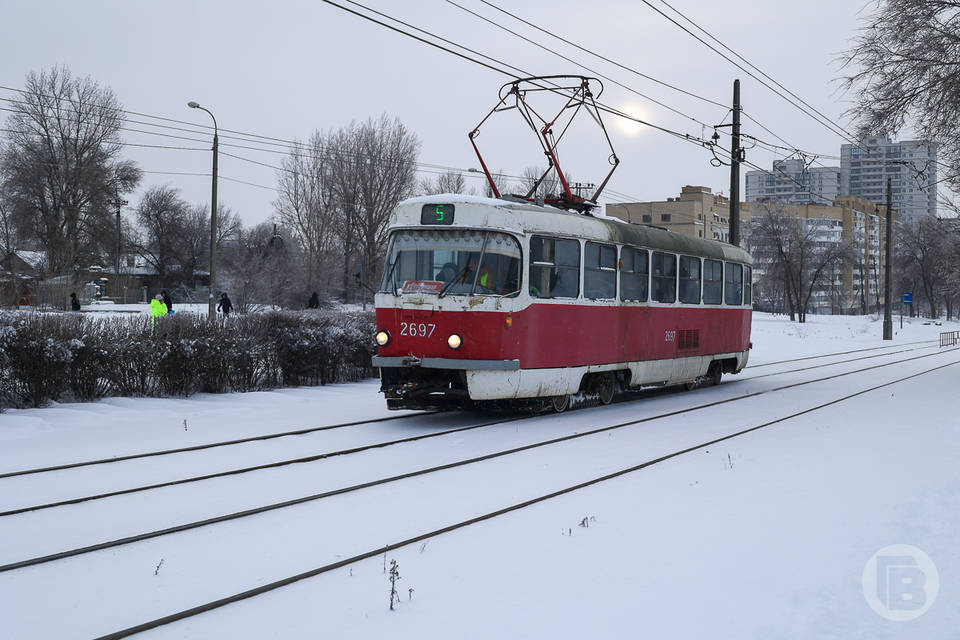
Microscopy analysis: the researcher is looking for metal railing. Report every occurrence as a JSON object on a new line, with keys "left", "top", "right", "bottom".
{"left": 941, "top": 331, "right": 960, "bottom": 347}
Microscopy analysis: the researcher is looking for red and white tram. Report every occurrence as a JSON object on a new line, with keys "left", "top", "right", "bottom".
{"left": 372, "top": 194, "right": 753, "bottom": 411}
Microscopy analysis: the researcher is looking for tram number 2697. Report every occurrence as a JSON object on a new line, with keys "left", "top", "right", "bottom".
{"left": 400, "top": 322, "right": 436, "bottom": 338}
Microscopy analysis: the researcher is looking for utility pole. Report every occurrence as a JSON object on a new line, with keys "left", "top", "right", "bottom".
{"left": 210, "top": 129, "right": 219, "bottom": 319}
{"left": 728, "top": 79, "right": 742, "bottom": 247}
{"left": 114, "top": 195, "right": 127, "bottom": 303}
{"left": 188, "top": 101, "right": 219, "bottom": 320}
{"left": 883, "top": 177, "right": 893, "bottom": 340}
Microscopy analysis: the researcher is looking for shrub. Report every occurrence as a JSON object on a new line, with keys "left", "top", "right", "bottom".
{"left": 0, "top": 309, "right": 376, "bottom": 409}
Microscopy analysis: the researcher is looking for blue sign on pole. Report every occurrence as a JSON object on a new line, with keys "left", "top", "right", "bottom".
{"left": 903, "top": 292, "right": 913, "bottom": 304}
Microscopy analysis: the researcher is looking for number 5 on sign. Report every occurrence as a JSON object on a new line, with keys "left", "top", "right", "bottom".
{"left": 420, "top": 204, "right": 455, "bottom": 225}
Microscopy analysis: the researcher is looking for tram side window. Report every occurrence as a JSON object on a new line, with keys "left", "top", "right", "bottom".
{"left": 744, "top": 266, "right": 752, "bottom": 305}
{"left": 651, "top": 252, "right": 677, "bottom": 303}
{"left": 620, "top": 247, "right": 648, "bottom": 302}
{"left": 703, "top": 259, "right": 723, "bottom": 304}
{"left": 530, "top": 236, "right": 580, "bottom": 298}
{"left": 725, "top": 262, "right": 743, "bottom": 305}
{"left": 584, "top": 242, "right": 616, "bottom": 299}
{"left": 678, "top": 255, "right": 701, "bottom": 304}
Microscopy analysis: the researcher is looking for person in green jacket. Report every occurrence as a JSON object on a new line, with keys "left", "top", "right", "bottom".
{"left": 149, "top": 293, "right": 168, "bottom": 324}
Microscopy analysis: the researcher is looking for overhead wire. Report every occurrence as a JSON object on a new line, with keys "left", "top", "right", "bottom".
{"left": 444, "top": 0, "right": 723, "bottom": 130}
{"left": 643, "top": 0, "right": 953, "bottom": 208}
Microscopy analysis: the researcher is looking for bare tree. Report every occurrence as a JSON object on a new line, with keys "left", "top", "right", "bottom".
{"left": 219, "top": 221, "right": 302, "bottom": 311}
{"left": 328, "top": 115, "right": 419, "bottom": 300}
{"left": 518, "top": 165, "right": 561, "bottom": 200}
{"left": 897, "top": 217, "right": 954, "bottom": 318}
{"left": 133, "top": 185, "right": 189, "bottom": 281}
{"left": 274, "top": 132, "right": 337, "bottom": 291}
{"left": 419, "top": 170, "right": 466, "bottom": 196}
{"left": 483, "top": 168, "right": 511, "bottom": 199}
{"left": 748, "top": 203, "right": 852, "bottom": 322}
{"left": 841, "top": 1, "right": 960, "bottom": 197}
{"left": 0, "top": 66, "right": 140, "bottom": 276}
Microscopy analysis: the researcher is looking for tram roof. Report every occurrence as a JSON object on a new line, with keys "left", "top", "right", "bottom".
{"left": 394, "top": 194, "right": 752, "bottom": 265}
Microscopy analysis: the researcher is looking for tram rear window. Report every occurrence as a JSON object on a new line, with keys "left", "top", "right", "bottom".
{"left": 420, "top": 204, "right": 455, "bottom": 225}
{"left": 744, "top": 266, "right": 752, "bottom": 305}
{"left": 725, "top": 262, "right": 744, "bottom": 305}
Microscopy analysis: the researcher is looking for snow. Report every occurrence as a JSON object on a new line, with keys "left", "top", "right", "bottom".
{"left": 0, "top": 313, "right": 957, "bottom": 639}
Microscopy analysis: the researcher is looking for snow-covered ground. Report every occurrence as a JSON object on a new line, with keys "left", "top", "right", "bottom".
{"left": 0, "top": 313, "right": 957, "bottom": 639}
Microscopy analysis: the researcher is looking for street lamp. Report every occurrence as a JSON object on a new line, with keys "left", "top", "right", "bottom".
{"left": 188, "top": 101, "right": 219, "bottom": 320}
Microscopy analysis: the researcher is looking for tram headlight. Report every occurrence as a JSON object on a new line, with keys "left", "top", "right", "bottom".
{"left": 375, "top": 330, "right": 390, "bottom": 347}
{"left": 447, "top": 333, "right": 463, "bottom": 350}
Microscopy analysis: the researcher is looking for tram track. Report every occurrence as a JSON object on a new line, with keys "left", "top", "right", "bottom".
{"left": 0, "top": 344, "right": 948, "bottom": 520}
{"left": 737, "top": 342, "right": 938, "bottom": 381}
{"left": 90, "top": 355, "right": 960, "bottom": 640}
{"left": 744, "top": 338, "right": 936, "bottom": 368}
{"left": 1, "top": 340, "right": 939, "bottom": 483}
{"left": 3, "top": 341, "right": 942, "bottom": 518}
{"left": 0, "top": 411, "right": 435, "bottom": 480}
{"left": 4, "top": 346, "right": 957, "bottom": 574}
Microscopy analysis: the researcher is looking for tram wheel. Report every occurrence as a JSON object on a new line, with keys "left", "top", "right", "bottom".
{"left": 707, "top": 362, "right": 722, "bottom": 386}
{"left": 551, "top": 394, "right": 570, "bottom": 413}
{"left": 597, "top": 374, "right": 615, "bottom": 405}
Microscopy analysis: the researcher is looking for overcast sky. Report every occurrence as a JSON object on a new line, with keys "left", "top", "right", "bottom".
{"left": 2, "top": 0, "right": 881, "bottom": 226}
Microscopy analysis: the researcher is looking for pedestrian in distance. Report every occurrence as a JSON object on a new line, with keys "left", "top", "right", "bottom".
{"left": 217, "top": 292, "right": 233, "bottom": 317}
{"left": 69, "top": 292, "right": 81, "bottom": 312}
{"left": 161, "top": 289, "right": 175, "bottom": 315}
{"left": 149, "top": 293, "right": 168, "bottom": 325}
{"left": 307, "top": 291, "right": 320, "bottom": 309}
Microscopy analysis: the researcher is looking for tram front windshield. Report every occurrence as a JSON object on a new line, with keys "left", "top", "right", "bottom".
{"left": 380, "top": 229, "right": 521, "bottom": 296}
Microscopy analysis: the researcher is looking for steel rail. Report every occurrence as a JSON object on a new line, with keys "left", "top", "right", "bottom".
{"left": 737, "top": 344, "right": 937, "bottom": 381}
{"left": 91, "top": 357, "right": 960, "bottom": 640}
{"left": 1, "top": 346, "right": 951, "bottom": 519}
{"left": 2, "top": 341, "right": 936, "bottom": 481}
{"left": 4, "top": 347, "right": 956, "bottom": 574}
{"left": 744, "top": 339, "right": 936, "bottom": 369}
{"left": 0, "top": 415, "right": 523, "bottom": 518}
{"left": 0, "top": 411, "right": 435, "bottom": 479}
{"left": 1, "top": 340, "right": 936, "bottom": 480}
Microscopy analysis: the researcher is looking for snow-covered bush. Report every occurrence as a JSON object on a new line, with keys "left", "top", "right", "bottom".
{"left": 0, "top": 309, "right": 376, "bottom": 409}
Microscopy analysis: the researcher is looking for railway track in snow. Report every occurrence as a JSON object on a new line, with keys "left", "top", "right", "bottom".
{"left": 743, "top": 338, "right": 937, "bottom": 368}
{"left": 0, "top": 339, "right": 940, "bottom": 484}
{"left": 86, "top": 352, "right": 960, "bottom": 640}
{"left": 0, "top": 341, "right": 941, "bottom": 520}
{"left": 3, "top": 345, "right": 956, "bottom": 576}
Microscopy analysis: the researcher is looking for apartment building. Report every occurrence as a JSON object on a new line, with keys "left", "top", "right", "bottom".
{"left": 840, "top": 135, "right": 938, "bottom": 220}
{"left": 604, "top": 185, "right": 739, "bottom": 242}
{"left": 745, "top": 158, "right": 841, "bottom": 204}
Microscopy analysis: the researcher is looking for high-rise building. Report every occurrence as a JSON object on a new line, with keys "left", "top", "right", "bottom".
{"left": 840, "top": 135, "right": 938, "bottom": 220}
{"left": 745, "top": 158, "right": 841, "bottom": 205}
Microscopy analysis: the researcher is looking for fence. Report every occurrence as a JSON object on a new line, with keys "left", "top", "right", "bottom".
{"left": 941, "top": 331, "right": 960, "bottom": 347}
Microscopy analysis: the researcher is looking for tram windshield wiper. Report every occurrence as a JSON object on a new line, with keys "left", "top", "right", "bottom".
{"left": 439, "top": 266, "right": 472, "bottom": 298}
{"left": 382, "top": 257, "right": 400, "bottom": 294}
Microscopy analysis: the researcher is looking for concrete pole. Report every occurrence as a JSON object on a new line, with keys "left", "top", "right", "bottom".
{"left": 209, "top": 130, "right": 218, "bottom": 320}
{"left": 883, "top": 177, "right": 893, "bottom": 340}
{"left": 729, "top": 79, "right": 741, "bottom": 247}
